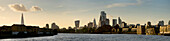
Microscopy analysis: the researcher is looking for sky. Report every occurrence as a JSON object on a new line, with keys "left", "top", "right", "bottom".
{"left": 0, "top": 0, "right": 170, "bottom": 29}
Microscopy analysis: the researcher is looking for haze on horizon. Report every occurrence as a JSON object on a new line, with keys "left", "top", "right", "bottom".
{"left": 0, "top": 0, "right": 170, "bottom": 28}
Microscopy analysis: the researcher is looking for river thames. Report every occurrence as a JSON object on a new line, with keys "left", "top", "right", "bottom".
{"left": 0, "top": 33, "right": 170, "bottom": 41}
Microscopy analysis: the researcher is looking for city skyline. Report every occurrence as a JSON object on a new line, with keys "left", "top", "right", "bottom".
{"left": 0, "top": 0, "right": 170, "bottom": 28}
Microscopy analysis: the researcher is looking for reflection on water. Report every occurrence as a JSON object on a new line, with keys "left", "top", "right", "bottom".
{"left": 0, "top": 33, "right": 170, "bottom": 41}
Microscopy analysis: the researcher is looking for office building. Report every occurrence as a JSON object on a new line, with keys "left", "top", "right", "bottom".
{"left": 98, "top": 11, "right": 107, "bottom": 27}
{"left": 112, "top": 19, "right": 117, "bottom": 26}
{"left": 118, "top": 17, "right": 122, "bottom": 27}
{"left": 93, "top": 18, "right": 97, "bottom": 28}
{"left": 106, "top": 19, "right": 110, "bottom": 25}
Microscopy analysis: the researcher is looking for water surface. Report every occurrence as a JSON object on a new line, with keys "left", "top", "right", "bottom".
{"left": 0, "top": 33, "right": 170, "bottom": 41}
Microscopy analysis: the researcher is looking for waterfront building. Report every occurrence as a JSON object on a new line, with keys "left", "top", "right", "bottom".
{"left": 145, "top": 21, "right": 156, "bottom": 35}
{"left": 137, "top": 25, "right": 145, "bottom": 35}
{"left": 112, "top": 19, "right": 117, "bottom": 26}
{"left": 160, "top": 25, "right": 170, "bottom": 34}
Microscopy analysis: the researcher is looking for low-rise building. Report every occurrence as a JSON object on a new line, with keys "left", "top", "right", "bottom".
{"left": 160, "top": 25, "right": 170, "bottom": 34}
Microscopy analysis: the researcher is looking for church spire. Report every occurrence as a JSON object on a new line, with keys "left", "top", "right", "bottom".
{"left": 21, "top": 13, "right": 24, "bottom": 25}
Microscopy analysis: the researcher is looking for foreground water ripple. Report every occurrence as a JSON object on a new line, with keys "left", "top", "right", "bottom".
{"left": 0, "top": 33, "right": 170, "bottom": 41}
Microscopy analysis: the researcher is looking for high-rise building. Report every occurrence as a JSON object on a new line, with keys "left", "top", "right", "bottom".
{"left": 21, "top": 13, "right": 24, "bottom": 25}
{"left": 168, "top": 20, "right": 170, "bottom": 25}
{"left": 158, "top": 20, "right": 164, "bottom": 26}
{"left": 100, "top": 11, "right": 106, "bottom": 21}
{"left": 98, "top": 11, "right": 107, "bottom": 27}
{"left": 112, "top": 19, "right": 117, "bottom": 26}
{"left": 118, "top": 17, "right": 121, "bottom": 25}
{"left": 75, "top": 20, "right": 80, "bottom": 32}
{"left": 106, "top": 19, "right": 110, "bottom": 25}
{"left": 93, "top": 18, "right": 97, "bottom": 28}
{"left": 75, "top": 20, "right": 80, "bottom": 27}
{"left": 46, "top": 24, "right": 49, "bottom": 29}
{"left": 118, "top": 17, "right": 122, "bottom": 27}
{"left": 51, "top": 23, "right": 59, "bottom": 30}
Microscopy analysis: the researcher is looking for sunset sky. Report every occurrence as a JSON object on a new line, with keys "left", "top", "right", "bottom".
{"left": 0, "top": 0, "right": 170, "bottom": 28}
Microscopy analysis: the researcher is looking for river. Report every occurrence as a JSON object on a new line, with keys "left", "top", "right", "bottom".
{"left": 0, "top": 33, "right": 170, "bottom": 41}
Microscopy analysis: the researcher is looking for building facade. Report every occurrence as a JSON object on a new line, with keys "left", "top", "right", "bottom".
{"left": 98, "top": 11, "right": 107, "bottom": 27}
{"left": 112, "top": 19, "right": 117, "bottom": 26}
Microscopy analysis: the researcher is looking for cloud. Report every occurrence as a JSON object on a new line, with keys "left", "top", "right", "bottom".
{"left": 8, "top": 4, "right": 28, "bottom": 12}
{"left": 8, "top": 3, "right": 42, "bottom": 12}
{"left": 30, "top": 6, "right": 42, "bottom": 11}
{"left": 106, "top": 0, "right": 142, "bottom": 8}
{"left": 0, "top": 7, "right": 5, "bottom": 11}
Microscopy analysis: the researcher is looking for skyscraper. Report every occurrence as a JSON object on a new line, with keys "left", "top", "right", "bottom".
{"left": 98, "top": 11, "right": 107, "bottom": 27}
{"left": 21, "top": 13, "right": 24, "bottom": 25}
{"left": 75, "top": 20, "right": 80, "bottom": 32}
{"left": 106, "top": 19, "right": 110, "bottom": 25}
{"left": 75, "top": 20, "right": 80, "bottom": 27}
{"left": 93, "top": 18, "right": 97, "bottom": 28}
{"left": 118, "top": 17, "right": 122, "bottom": 27}
{"left": 112, "top": 19, "right": 117, "bottom": 26}
{"left": 118, "top": 17, "right": 122, "bottom": 24}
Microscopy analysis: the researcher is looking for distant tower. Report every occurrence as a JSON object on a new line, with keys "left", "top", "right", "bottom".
{"left": 75, "top": 20, "right": 80, "bottom": 32}
{"left": 112, "top": 19, "right": 117, "bottom": 26}
{"left": 21, "top": 13, "right": 24, "bottom": 25}
{"left": 118, "top": 17, "right": 122, "bottom": 24}
{"left": 75, "top": 20, "right": 80, "bottom": 28}
{"left": 98, "top": 11, "right": 107, "bottom": 27}
{"left": 118, "top": 17, "right": 122, "bottom": 27}
{"left": 93, "top": 18, "right": 97, "bottom": 28}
